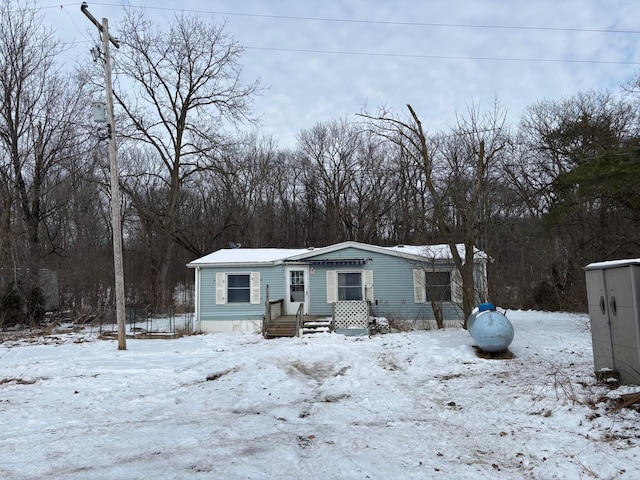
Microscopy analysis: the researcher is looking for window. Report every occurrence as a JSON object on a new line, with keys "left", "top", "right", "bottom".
{"left": 216, "top": 272, "right": 260, "bottom": 305}
{"left": 327, "top": 270, "right": 373, "bottom": 304}
{"left": 290, "top": 270, "right": 305, "bottom": 302}
{"left": 338, "top": 272, "right": 362, "bottom": 301}
{"left": 425, "top": 271, "right": 451, "bottom": 302}
{"left": 227, "top": 274, "right": 250, "bottom": 303}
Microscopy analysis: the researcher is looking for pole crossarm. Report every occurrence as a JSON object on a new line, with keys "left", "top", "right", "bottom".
{"left": 80, "top": 2, "right": 120, "bottom": 48}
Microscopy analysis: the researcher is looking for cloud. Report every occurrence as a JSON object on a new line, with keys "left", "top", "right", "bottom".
{"left": 49, "top": 0, "right": 640, "bottom": 148}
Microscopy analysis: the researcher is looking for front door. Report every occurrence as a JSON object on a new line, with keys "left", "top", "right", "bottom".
{"left": 286, "top": 266, "right": 309, "bottom": 315}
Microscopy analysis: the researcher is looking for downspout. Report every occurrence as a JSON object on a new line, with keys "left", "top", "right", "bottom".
{"left": 631, "top": 266, "right": 640, "bottom": 372}
{"left": 194, "top": 266, "right": 201, "bottom": 332}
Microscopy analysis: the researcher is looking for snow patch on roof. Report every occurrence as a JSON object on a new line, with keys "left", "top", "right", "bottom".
{"left": 585, "top": 258, "right": 640, "bottom": 270}
{"left": 188, "top": 248, "right": 310, "bottom": 266}
{"left": 383, "top": 244, "right": 487, "bottom": 260}
{"left": 384, "top": 244, "right": 454, "bottom": 258}
{"left": 188, "top": 242, "right": 488, "bottom": 266}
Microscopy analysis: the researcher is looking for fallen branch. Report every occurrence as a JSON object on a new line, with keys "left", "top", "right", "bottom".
{"left": 612, "top": 392, "right": 640, "bottom": 411}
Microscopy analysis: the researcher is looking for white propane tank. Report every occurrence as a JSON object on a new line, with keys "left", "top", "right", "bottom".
{"left": 468, "top": 304, "right": 514, "bottom": 353}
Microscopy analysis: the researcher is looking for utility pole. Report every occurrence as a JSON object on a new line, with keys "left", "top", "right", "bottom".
{"left": 81, "top": 3, "right": 127, "bottom": 350}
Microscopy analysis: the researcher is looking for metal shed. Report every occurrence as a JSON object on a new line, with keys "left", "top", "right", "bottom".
{"left": 584, "top": 259, "right": 640, "bottom": 385}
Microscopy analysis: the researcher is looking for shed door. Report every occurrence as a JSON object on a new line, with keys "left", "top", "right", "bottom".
{"left": 605, "top": 266, "right": 640, "bottom": 379}
{"left": 586, "top": 268, "right": 615, "bottom": 371}
{"left": 286, "top": 267, "right": 309, "bottom": 315}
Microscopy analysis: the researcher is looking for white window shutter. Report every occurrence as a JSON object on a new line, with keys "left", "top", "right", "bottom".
{"left": 413, "top": 269, "right": 426, "bottom": 303}
{"left": 250, "top": 272, "right": 261, "bottom": 304}
{"left": 326, "top": 270, "right": 337, "bottom": 303}
{"left": 451, "top": 267, "right": 463, "bottom": 304}
{"left": 216, "top": 272, "right": 226, "bottom": 304}
{"left": 364, "top": 270, "right": 374, "bottom": 302}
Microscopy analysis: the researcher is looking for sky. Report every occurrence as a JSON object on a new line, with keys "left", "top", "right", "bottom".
{"left": 1, "top": 310, "right": 640, "bottom": 478}
{"left": 43, "top": 1, "right": 640, "bottom": 148}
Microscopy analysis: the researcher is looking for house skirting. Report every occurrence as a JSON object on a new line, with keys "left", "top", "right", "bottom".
{"left": 197, "top": 319, "right": 262, "bottom": 334}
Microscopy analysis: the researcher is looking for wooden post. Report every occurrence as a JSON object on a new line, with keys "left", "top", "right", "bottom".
{"left": 263, "top": 285, "right": 270, "bottom": 337}
{"left": 82, "top": 3, "right": 126, "bottom": 349}
{"left": 101, "top": 18, "right": 127, "bottom": 350}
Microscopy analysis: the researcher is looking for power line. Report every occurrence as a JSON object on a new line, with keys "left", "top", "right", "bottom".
{"left": 40, "top": 3, "right": 639, "bottom": 66}
{"left": 194, "top": 13, "right": 640, "bottom": 36}
{"left": 62, "top": 2, "right": 640, "bottom": 35}
{"left": 60, "top": 4, "right": 95, "bottom": 45}
{"left": 246, "top": 46, "right": 640, "bottom": 66}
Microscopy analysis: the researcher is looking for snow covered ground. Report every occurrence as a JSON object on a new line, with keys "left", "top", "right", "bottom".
{"left": 1, "top": 310, "right": 639, "bottom": 479}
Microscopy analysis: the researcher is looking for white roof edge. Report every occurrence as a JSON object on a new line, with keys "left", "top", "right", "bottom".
{"left": 187, "top": 242, "right": 488, "bottom": 267}
{"left": 270, "top": 241, "right": 487, "bottom": 262}
{"left": 187, "top": 247, "right": 311, "bottom": 267}
{"left": 382, "top": 244, "right": 488, "bottom": 262}
{"left": 584, "top": 258, "right": 640, "bottom": 270}
{"left": 187, "top": 260, "right": 280, "bottom": 268}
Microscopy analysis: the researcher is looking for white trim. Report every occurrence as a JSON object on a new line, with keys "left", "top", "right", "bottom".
{"left": 330, "top": 270, "right": 368, "bottom": 302}
{"left": 219, "top": 272, "right": 259, "bottom": 305}
{"left": 194, "top": 266, "right": 201, "bottom": 327}
{"left": 250, "top": 272, "right": 261, "bottom": 304}
{"left": 413, "top": 269, "right": 426, "bottom": 303}
{"left": 215, "top": 272, "right": 226, "bottom": 304}
{"left": 286, "top": 266, "right": 309, "bottom": 314}
{"left": 326, "top": 271, "right": 337, "bottom": 304}
{"left": 364, "top": 269, "right": 374, "bottom": 302}
{"left": 284, "top": 241, "right": 488, "bottom": 264}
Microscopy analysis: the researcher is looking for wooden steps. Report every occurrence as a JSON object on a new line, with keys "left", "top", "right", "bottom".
{"left": 264, "top": 315, "right": 333, "bottom": 338}
{"left": 264, "top": 315, "right": 298, "bottom": 338}
{"left": 301, "top": 318, "right": 332, "bottom": 334}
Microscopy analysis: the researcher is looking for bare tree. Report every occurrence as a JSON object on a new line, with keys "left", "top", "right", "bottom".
{"left": 296, "top": 119, "right": 361, "bottom": 243}
{"left": 511, "top": 91, "right": 640, "bottom": 310}
{"left": 111, "top": 9, "right": 261, "bottom": 308}
{"left": 50, "top": 145, "right": 114, "bottom": 310}
{"left": 0, "top": 0, "right": 88, "bottom": 322}
{"left": 343, "top": 131, "right": 396, "bottom": 244}
{"left": 295, "top": 119, "right": 394, "bottom": 244}
{"left": 359, "top": 102, "right": 508, "bottom": 326}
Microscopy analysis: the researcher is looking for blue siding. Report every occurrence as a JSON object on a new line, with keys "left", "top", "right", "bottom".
{"left": 197, "top": 245, "right": 486, "bottom": 325}
{"left": 199, "top": 265, "right": 285, "bottom": 322}
{"left": 302, "top": 246, "right": 470, "bottom": 322}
